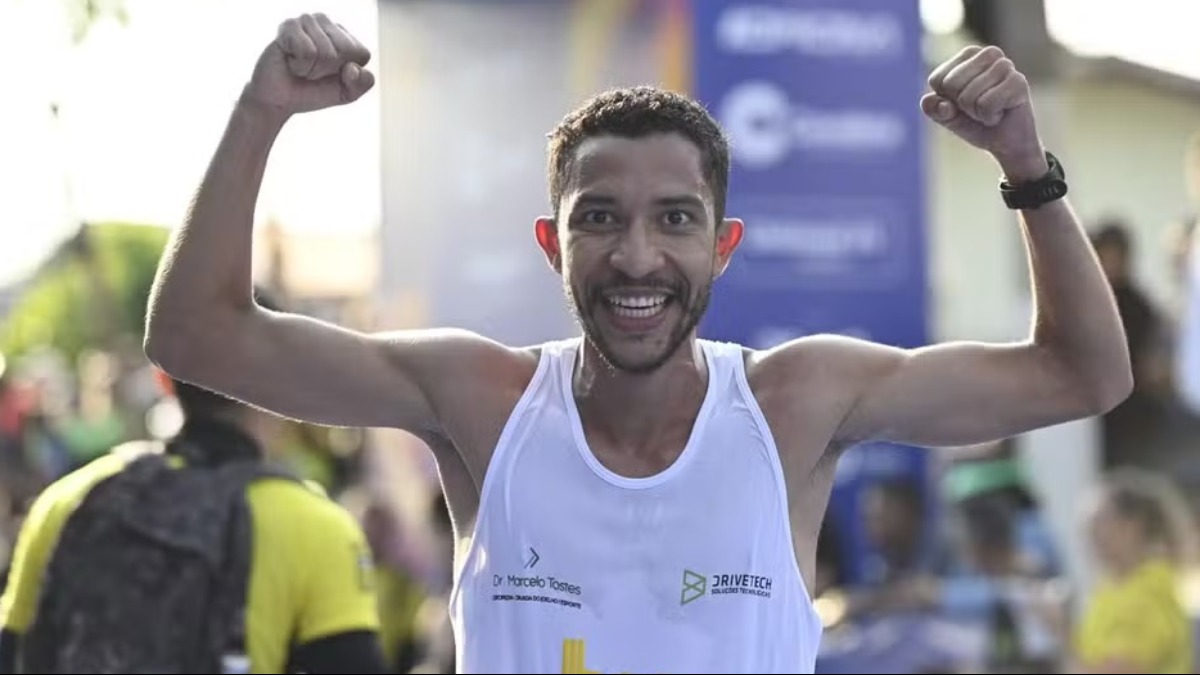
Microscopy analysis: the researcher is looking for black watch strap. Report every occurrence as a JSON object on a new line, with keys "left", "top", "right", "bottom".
{"left": 999, "top": 151, "right": 1068, "bottom": 210}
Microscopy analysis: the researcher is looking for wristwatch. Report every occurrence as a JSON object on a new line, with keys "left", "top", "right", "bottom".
{"left": 999, "top": 151, "right": 1068, "bottom": 210}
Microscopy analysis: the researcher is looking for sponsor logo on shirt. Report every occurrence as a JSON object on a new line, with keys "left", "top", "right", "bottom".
{"left": 491, "top": 547, "right": 584, "bottom": 609}
{"left": 680, "top": 568, "right": 773, "bottom": 605}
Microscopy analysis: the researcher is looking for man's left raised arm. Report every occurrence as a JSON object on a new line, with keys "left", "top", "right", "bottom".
{"left": 777, "top": 46, "right": 1132, "bottom": 449}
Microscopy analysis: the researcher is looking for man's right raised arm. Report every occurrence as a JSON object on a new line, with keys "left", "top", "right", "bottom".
{"left": 144, "top": 14, "right": 504, "bottom": 434}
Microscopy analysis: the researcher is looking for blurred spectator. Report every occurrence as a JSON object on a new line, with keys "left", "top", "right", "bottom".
{"left": 834, "top": 478, "right": 949, "bottom": 621}
{"left": 1148, "top": 219, "right": 1200, "bottom": 504}
{"left": 861, "top": 478, "right": 939, "bottom": 585}
{"left": 0, "top": 291, "right": 391, "bottom": 673}
{"left": 1090, "top": 219, "right": 1173, "bottom": 468}
{"left": 1154, "top": 133, "right": 1200, "bottom": 496}
{"left": 340, "top": 436, "right": 457, "bottom": 673}
{"left": 1067, "top": 469, "right": 1196, "bottom": 673}
{"left": 942, "top": 442, "right": 1062, "bottom": 579}
{"left": 1165, "top": 216, "right": 1196, "bottom": 307}
{"left": 1172, "top": 133, "right": 1200, "bottom": 418}
{"left": 815, "top": 514, "right": 848, "bottom": 599}
{"left": 355, "top": 492, "right": 433, "bottom": 673}
{"left": 0, "top": 366, "right": 69, "bottom": 494}
{"left": 408, "top": 492, "right": 456, "bottom": 674}
{"left": 950, "top": 496, "right": 1064, "bottom": 672}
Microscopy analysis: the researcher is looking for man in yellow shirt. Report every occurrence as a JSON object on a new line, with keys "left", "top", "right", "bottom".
{"left": 0, "top": 333, "right": 387, "bottom": 673}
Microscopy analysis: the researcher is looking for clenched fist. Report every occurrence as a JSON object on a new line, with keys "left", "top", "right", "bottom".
{"left": 243, "top": 14, "right": 375, "bottom": 117}
{"left": 923, "top": 46, "right": 1046, "bottom": 180}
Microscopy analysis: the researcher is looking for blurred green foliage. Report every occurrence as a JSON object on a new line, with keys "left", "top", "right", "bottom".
{"left": 1, "top": 223, "right": 168, "bottom": 362}
{"left": 0, "top": 222, "right": 359, "bottom": 492}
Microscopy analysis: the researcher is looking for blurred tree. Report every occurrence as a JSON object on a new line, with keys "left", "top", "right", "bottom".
{"left": 0, "top": 222, "right": 354, "bottom": 492}
{"left": 8, "top": 0, "right": 137, "bottom": 360}
{"left": 0, "top": 223, "right": 168, "bottom": 362}
{"left": 64, "top": 0, "right": 128, "bottom": 44}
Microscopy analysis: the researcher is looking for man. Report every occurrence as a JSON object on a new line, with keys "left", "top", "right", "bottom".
{"left": 144, "top": 14, "right": 1131, "bottom": 674}
{"left": 1087, "top": 220, "right": 1171, "bottom": 468}
{"left": 1, "top": 313, "right": 388, "bottom": 673}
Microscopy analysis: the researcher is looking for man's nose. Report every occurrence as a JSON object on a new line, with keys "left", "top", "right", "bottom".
{"left": 609, "top": 222, "right": 665, "bottom": 279}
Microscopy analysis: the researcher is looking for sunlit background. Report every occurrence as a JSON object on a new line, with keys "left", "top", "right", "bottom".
{"left": 5, "top": 0, "right": 1200, "bottom": 288}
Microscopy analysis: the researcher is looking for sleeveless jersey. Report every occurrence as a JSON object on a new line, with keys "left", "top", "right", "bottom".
{"left": 449, "top": 338, "right": 823, "bottom": 673}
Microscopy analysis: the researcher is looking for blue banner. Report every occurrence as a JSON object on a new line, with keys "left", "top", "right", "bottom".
{"left": 693, "top": 0, "right": 932, "bottom": 585}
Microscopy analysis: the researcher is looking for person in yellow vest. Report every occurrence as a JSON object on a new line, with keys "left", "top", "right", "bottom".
{"left": 0, "top": 293, "right": 388, "bottom": 674}
{"left": 1072, "top": 469, "right": 1196, "bottom": 674}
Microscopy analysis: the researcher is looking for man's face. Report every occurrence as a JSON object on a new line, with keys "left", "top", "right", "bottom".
{"left": 537, "top": 133, "right": 741, "bottom": 374}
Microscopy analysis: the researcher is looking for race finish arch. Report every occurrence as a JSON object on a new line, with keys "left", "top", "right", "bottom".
{"left": 376, "top": 0, "right": 931, "bottom": 585}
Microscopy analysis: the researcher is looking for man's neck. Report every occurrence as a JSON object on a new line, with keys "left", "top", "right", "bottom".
{"left": 176, "top": 413, "right": 263, "bottom": 464}
{"left": 572, "top": 337, "right": 709, "bottom": 452}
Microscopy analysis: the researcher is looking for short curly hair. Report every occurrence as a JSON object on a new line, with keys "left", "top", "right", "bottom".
{"left": 546, "top": 86, "right": 730, "bottom": 222}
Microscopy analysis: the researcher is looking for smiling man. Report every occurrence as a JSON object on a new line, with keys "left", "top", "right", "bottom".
{"left": 143, "top": 13, "right": 1131, "bottom": 674}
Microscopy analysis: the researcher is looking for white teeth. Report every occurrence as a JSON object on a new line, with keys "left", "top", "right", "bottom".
{"left": 605, "top": 293, "right": 669, "bottom": 320}
{"left": 606, "top": 294, "right": 669, "bottom": 309}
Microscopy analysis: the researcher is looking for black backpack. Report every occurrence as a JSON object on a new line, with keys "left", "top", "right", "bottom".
{"left": 20, "top": 423, "right": 296, "bottom": 674}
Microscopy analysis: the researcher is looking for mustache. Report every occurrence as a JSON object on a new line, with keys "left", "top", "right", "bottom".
{"left": 586, "top": 274, "right": 685, "bottom": 301}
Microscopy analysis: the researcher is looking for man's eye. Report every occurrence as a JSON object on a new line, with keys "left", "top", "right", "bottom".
{"left": 664, "top": 211, "right": 692, "bottom": 226}
{"left": 583, "top": 211, "right": 614, "bottom": 225}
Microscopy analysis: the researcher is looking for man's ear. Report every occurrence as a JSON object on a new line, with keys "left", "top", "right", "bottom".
{"left": 534, "top": 217, "right": 562, "bottom": 274}
{"left": 714, "top": 218, "right": 744, "bottom": 276}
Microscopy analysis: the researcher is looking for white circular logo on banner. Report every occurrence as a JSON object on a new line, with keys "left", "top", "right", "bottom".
{"left": 720, "top": 81, "right": 793, "bottom": 170}
{"left": 720, "top": 81, "right": 907, "bottom": 169}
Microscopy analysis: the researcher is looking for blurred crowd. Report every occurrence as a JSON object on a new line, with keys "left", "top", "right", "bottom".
{"left": 6, "top": 203, "right": 1200, "bottom": 673}
{"left": 813, "top": 134, "right": 1200, "bottom": 674}
{"left": 0, "top": 331, "right": 457, "bottom": 672}
{"left": 5, "top": 204, "right": 1200, "bottom": 674}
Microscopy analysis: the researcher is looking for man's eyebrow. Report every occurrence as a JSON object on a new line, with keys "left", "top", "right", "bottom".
{"left": 567, "top": 193, "right": 707, "bottom": 212}
{"left": 654, "top": 195, "right": 707, "bottom": 210}
{"left": 571, "top": 193, "right": 618, "bottom": 208}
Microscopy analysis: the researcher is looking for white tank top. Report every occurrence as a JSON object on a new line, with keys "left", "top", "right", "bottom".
{"left": 449, "top": 338, "right": 823, "bottom": 673}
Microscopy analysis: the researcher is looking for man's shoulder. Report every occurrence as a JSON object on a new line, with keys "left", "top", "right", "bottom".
{"left": 740, "top": 333, "right": 900, "bottom": 440}
{"left": 474, "top": 339, "right": 572, "bottom": 397}
{"left": 7, "top": 454, "right": 129, "bottom": 571}
{"left": 406, "top": 329, "right": 543, "bottom": 387}
{"left": 246, "top": 473, "right": 331, "bottom": 508}
{"left": 744, "top": 333, "right": 889, "bottom": 385}
{"left": 518, "top": 336, "right": 581, "bottom": 357}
